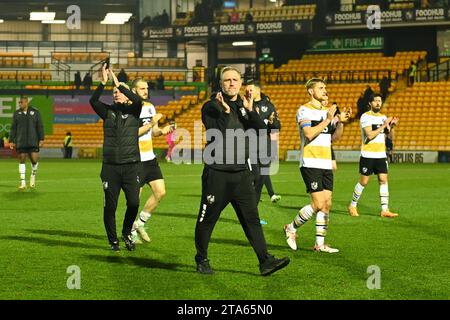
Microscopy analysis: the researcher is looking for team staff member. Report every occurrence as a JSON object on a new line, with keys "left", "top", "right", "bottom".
{"left": 195, "top": 66, "right": 290, "bottom": 276}
{"left": 245, "top": 81, "right": 282, "bottom": 205}
{"left": 130, "top": 78, "right": 174, "bottom": 243}
{"left": 63, "top": 131, "right": 73, "bottom": 159}
{"left": 348, "top": 93, "right": 399, "bottom": 218}
{"left": 9, "top": 96, "right": 44, "bottom": 190}
{"left": 89, "top": 64, "right": 143, "bottom": 251}
{"left": 283, "top": 78, "right": 351, "bottom": 253}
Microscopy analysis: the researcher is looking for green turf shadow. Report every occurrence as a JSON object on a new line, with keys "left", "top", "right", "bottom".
{"left": 1, "top": 190, "right": 43, "bottom": 199}
{"left": 156, "top": 211, "right": 240, "bottom": 225}
{"left": 0, "top": 235, "right": 105, "bottom": 250}
{"left": 25, "top": 229, "right": 105, "bottom": 240}
{"left": 85, "top": 254, "right": 192, "bottom": 272}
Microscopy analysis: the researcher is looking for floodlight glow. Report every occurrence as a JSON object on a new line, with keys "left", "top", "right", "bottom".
{"left": 42, "top": 20, "right": 66, "bottom": 24}
{"left": 30, "top": 12, "right": 56, "bottom": 21}
{"left": 232, "top": 41, "right": 254, "bottom": 46}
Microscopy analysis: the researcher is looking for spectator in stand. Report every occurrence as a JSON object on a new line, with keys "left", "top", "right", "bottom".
{"left": 379, "top": 76, "right": 391, "bottom": 100}
{"left": 245, "top": 12, "right": 253, "bottom": 23}
{"left": 161, "top": 9, "right": 170, "bottom": 27}
{"left": 83, "top": 72, "right": 93, "bottom": 91}
{"left": 157, "top": 73, "right": 165, "bottom": 90}
{"left": 356, "top": 92, "right": 366, "bottom": 120}
{"left": 229, "top": 9, "right": 240, "bottom": 23}
{"left": 408, "top": 61, "right": 417, "bottom": 87}
{"left": 420, "top": 0, "right": 429, "bottom": 7}
{"left": 74, "top": 71, "right": 82, "bottom": 91}
{"left": 118, "top": 69, "right": 129, "bottom": 84}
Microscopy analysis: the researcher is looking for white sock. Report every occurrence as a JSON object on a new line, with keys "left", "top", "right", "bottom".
{"left": 136, "top": 211, "right": 151, "bottom": 228}
{"left": 380, "top": 184, "right": 389, "bottom": 212}
{"left": 31, "top": 162, "right": 38, "bottom": 175}
{"left": 19, "top": 163, "right": 26, "bottom": 184}
{"left": 290, "top": 204, "right": 314, "bottom": 230}
{"left": 315, "top": 211, "right": 328, "bottom": 247}
{"left": 351, "top": 182, "right": 365, "bottom": 207}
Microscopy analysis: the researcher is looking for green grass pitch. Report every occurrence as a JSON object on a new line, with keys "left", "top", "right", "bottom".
{"left": 0, "top": 159, "right": 449, "bottom": 299}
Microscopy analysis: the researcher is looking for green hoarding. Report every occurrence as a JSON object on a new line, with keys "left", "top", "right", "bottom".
{"left": 308, "top": 36, "right": 384, "bottom": 52}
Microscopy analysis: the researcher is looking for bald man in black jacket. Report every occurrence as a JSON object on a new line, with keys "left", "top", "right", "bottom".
{"left": 195, "top": 66, "right": 290, "bottom": 276}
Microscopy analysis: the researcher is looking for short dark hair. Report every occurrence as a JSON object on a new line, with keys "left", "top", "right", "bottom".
{"left": 369, "top": 93, "right": 383, "bottom": 102}
{"left": 245, "top": 79, "right": 260, "bottom": 87}
{"left": 20, "top": 95, "right": 28, "bottom": 101}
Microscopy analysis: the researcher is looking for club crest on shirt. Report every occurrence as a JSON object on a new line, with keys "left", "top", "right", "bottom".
{"left": 121, "top": 114, "right": 129, "bottom": 119}
{"left": 30, "top": 111, "right": 35, "bottom": 116}
{"left": 261, "top": 106, "right": 268, "bottom": 113}
{"left": 311, "top": 182, "right": 318, "bottom": 190}
{"left": 206, "top": 194, "right": 215, "bottom": 204}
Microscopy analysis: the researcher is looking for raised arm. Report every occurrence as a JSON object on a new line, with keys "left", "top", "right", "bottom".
{"left": 109, "top": 68, "right": 141, "bottom": 113}
{"left": 89, "top": 83, "right": 109, "bottom": 120}
{"left": 89, "top": 65, "right": 109, "bottom": 119}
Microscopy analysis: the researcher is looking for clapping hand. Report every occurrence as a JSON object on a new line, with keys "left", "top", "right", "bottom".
{"left": 101, "top": 64, "right": 109, "bottom": 85}
{"left": 338, "top": 107, "right": 352, "bottom": 123}
{"left": 390, "top": 117, "right": 399, "bottom": 127}
{"left": 243, "top": 87, "right": 253, "bottom": 112}
{"left": 216, "top": 92, "right": 230, "bottom": 113}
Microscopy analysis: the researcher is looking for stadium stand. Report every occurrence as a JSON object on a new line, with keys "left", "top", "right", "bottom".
{"left": 218, "top": 4, "right": 317, "bottom": 23}
{"left": 261, "top": 51, "right": 427, "bottom": 84}
{"left": 172, "top": 4, "right": 316, "bottom": 26}
{"left": 52, "top": 52, "right": 109, "bottom": 64}
{"left": 0, "top": 52, "right": 34, "bottom": 67}
{"left": 383, "top": 81, "right": 450, "bottom": 151}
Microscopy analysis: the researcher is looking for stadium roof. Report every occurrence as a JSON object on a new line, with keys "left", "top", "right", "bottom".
{"left": 0, "top": 0, "right": 138, "bottom": 21}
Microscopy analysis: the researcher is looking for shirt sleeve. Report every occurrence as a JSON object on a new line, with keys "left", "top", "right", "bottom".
{"left": 10, "top": 112, "right": 17, "bottom": 143}
{"left": 360, "top": 114, "right": 370, "bottom": 129}
{"left": 296, "top": 106, "right": 309, "bottom": 123}
{"left": 118, "top": 84, "right": 142, "bottom": 115}
{"left": 36, "top": 110, "right": 44, "bottom": 141}
{"left": 89, "top": 83, "right": 109, "bottom": 120}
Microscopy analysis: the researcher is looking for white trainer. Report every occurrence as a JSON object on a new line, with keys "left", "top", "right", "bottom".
{"left": 133, "top": 221, "right": 151, "bottom": 242}
{"left": 131, "top": 230, "right": 143, "bottom": 244}
{"left": 314, "top": 244, "right": 339, "bottom": 253}
{"left": 30, "top": 174, "right": 36, "bottom": 188}
{"left": 283, "top": 224, "right": 297, "bottom": 250}
{"left": 271, "top": 194, "right": 281, "bottom": 203}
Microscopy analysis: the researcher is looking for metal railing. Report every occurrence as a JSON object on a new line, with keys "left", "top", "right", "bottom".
{"left": 260, "top": 69, "right": 397, "bottom": 84}
{"left": 418, "top": 60, "right": 450, "bottom": 82}
{"left": 51, "top": 57, "right": 71, "bottom": 83}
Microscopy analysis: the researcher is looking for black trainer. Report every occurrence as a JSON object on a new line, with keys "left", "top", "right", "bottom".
{"left": 111, "top": 241, "right": 120, "bottom": 252}
{"left": 259, "top": 255, "right": 290, "bottom": 276}
{"left": 196, "top": 259, "right": 214, "bottom": 275}
{"left": 122, "top": 234, "right": 135, "bottom": 251}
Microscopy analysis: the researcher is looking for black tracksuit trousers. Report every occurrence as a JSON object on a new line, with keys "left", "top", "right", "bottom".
{"left": 195, "top": 166, "right": 269, "bottom": 264}
{"left": 100, "top": 163, "right": 140, "bottom": 244}
{"left": 251, "top": 162, "right": 275, "bottom": 205}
